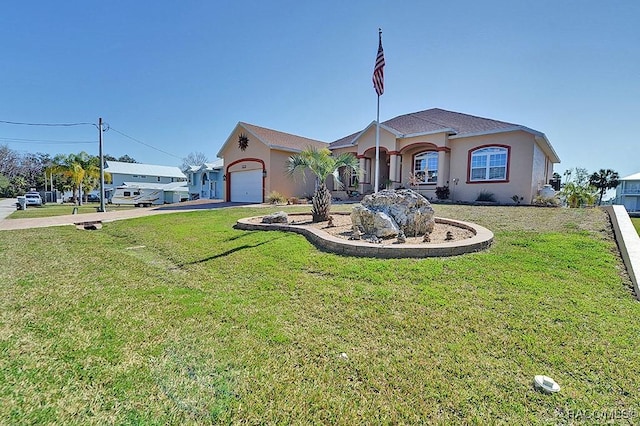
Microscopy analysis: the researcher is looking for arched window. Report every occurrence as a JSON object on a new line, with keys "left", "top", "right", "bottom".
{"left": 413, "top": 151, "right": 438, "bottom": 184}
{"left": 469, "top": 146, "right": 509, "bottom": 181}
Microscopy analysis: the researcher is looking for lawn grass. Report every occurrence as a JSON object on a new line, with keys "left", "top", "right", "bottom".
{"left": 0, "top": 205, "right": 638, "bottom": 424}
{"left": 8, "top": 203, "right": 135, "bottom": 219}
{"left": 632, "top": 217, "right": 640, "bottom": 236}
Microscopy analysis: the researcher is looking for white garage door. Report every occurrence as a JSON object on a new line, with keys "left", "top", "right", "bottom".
{"left": 230, "top": 169, "right": 263, "bottom": 202}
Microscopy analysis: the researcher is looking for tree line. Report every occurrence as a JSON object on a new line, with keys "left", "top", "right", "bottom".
{"left": 0, "top": 144, "right": 136, "bottom": 201}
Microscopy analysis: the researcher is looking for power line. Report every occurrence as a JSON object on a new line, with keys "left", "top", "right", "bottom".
{"left": 0, "top": 119, "right": 95, "bottom": 127}
{"left": 109, "top": 127, "right": 181, "bottom": 160}
{"left": 0, "top": 118, "right": 181, "bottom": 160}
{"left": 0, "top": 137, "right": 97, "bottom": 144}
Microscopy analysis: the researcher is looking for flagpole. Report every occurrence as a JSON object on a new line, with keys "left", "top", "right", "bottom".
{"left": 372, "top": 27, "right": 384, "bottom": 194}
{"left": 375, "top": 95, "right": 380, "bottom": 193}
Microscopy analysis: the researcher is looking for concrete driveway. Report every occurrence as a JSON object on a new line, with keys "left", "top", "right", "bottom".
{"left": 0, "top": 198, "right": 261, "bottom": 231}
{"left": 0, "top": 198, "right": 17, "bottom": 221}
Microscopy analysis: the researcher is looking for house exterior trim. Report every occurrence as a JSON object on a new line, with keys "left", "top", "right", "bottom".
{"left": 465, "top": 144, "right": 512, "bottom": 184}
{"left": 224, "top": 158, "right": 266, "bottom": 202}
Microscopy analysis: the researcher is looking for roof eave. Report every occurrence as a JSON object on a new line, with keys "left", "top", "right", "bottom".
{"left": 534, "top": 134, "right": 561, "bottom": 163}
{"left": 448, "top": 125, "right": 531, "bottom": 139}
{"left": 401, "top": 128, "right": 456, "bottom": 138}
{"left": 268, "top": 144, "right": 308, "bottom": 153}
{"left": 448, "top": 125, "right": 560, "bottom": 163}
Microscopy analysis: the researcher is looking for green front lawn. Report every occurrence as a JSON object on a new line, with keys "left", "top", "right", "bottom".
{"left": 632, "top": 217, "right": 640, "bottom": 236}
{"left": 9, "top": 203, "right": 135, "bottom": 219}
{"left": 0, "top": 205, "right": 638, "bottom": 424}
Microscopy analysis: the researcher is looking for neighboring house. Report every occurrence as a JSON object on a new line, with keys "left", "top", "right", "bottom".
{"left": 186, "top": 159, "right": 224, "bottom": 200}
{"left": 614, "top": 173, "right": 640, "bottom": 212}
{"left": 328, "top": 108, "right": 560, "bottom": 204}
{"left": 217, "top": 122, "right": 328, "bottom": 203}
{"left": 104, "top": 161, "right": 187, "bottom": 201}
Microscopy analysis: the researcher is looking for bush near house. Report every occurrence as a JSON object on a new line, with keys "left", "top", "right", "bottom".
{"left": 532, "top": 195, "right": 560, "bottom": 207}
{"left": 435, "top": 186, "right": 450, "bottom": 200}
{"left": 265, "top": 191, "right": 287, "bottom": 205}
{"left": 476, "top": 190, "right": 496, "bottom": 202}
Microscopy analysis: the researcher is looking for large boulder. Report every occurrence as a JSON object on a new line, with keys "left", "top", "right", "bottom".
{"left": 350, "top": 206, "right": 399, "bottom": 238}
{"left": 262, "top": 211, "right": 288, "bottom": 224}
{"left": 351, "top": 189, "right": 435, "bottom": 238}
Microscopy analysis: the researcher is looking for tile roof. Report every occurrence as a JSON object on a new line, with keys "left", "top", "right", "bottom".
{"left": 241, "top": 122, "right": 328, "bottom": 151}
{"left": 385, "top": 108, "right": 519, "bottom": 136}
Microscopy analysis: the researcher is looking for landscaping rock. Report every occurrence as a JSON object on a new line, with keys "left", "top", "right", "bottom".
{"left": 350, "top": 189, "right": 435, "bottom": 238}
{"left": 262, "top": 211, "right": 288, "bottom": 224}
{"left": 350, "top": 205, "right": 399, "bottom": 238}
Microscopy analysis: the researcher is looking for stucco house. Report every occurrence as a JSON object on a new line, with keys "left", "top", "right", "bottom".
{"left": 328, "top": 108, "right": 560, "bottom": 204}
{"left": 217, "top": 122, "right": 327, "bottom": 202}
{"left": 186, "top": 159, "right": 224, "bottom": 200}
{"left": 614, "top": 173, "right": 640, "bottom": 213}
{"left": 104, "top": 160, "right": 187, "bottom": 201}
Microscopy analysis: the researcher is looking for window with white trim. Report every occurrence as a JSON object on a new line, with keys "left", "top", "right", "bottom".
{"left": 470, "top": 147, "right": 508, "bottom": 181}
{"left": 413, "top": 151, "right": 438, "bottom": 184}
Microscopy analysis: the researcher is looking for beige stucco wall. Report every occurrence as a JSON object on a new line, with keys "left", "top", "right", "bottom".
{"left": 220, "top": 121, "right": 557, "bottom": 204}
{"left": 531, "top": 142, "right": 549, "bottom": 200}
{"left": 219, "top": 126, "right": 319, "bottom": 201}
{"left": 220, "top": 127, "right": 270, "bottom": 201}
{"left": 356, "top": 126, "right": 397, "bottom": 156}
{"left": 398, "top": 133, "right": 450, "bottom": 199}
{"left": 268, "top": 149, "right": 317, "bottom": 199}
{"left": 330, "top": 129, "right": 555, "bottom": 204}
{"left": 448, "top": 131, "right": 537, "bottom": 204}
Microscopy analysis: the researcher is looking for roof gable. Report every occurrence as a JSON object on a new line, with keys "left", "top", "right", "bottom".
{"left": 217, "top": 122, "right": 328, "bottom": 157}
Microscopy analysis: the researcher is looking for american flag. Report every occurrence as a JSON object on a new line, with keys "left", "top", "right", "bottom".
{"left": 372, "top": 30, "right": 385, "bottom": 96}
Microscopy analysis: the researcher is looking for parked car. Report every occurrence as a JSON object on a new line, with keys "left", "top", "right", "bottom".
{"left": 25, "top": 192, "right": 42, "bottom": 206}
{"left": 86, "top": 194, "right": 100, "bottom": 202}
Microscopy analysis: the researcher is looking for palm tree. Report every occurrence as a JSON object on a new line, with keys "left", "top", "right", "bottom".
{"left": 51, "top": 152, "right": 104, "bottom": 205}
{"left": 287, "top": 147, "right": 359, "bottom": 222}
{"left": 79, "top": 156, "right": 105, "bottom": 203}
{"left": 589, "top": 168, "right": 620, "bottom": 206}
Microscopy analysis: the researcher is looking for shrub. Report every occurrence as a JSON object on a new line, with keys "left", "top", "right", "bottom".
{"left": 435, "top": 186, "right": 450, "bottom": 200}
{"left": 476, "top": 190, "right": 496, "bottom": 202}
{"left": 266, "top": 191, "right": 287, "bottom": 205}
{"left": 533, "top": 195, "right": 560, "bottom": 207}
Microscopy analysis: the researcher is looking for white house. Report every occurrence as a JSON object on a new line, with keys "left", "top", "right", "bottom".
{"left": 105, "top": 161, "right": 186, "bottom": 201}
{"left": 615, "top": 172, "right": 640, "bottom": 213}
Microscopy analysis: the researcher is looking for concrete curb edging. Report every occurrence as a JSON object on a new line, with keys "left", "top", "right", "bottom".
{"left": 603, "top": 205, "right": 640, "bottom": 300}
{"left": 235, "top": 213, "right": 494, "bottom": 258}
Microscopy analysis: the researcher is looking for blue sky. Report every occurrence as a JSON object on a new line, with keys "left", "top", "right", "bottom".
{"left": 1, "top": 1, "right": 638, "bottom": 178}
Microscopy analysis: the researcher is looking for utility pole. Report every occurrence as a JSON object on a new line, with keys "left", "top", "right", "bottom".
{"left": 98, "top": 117, "right": 106, "bottom": 212}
